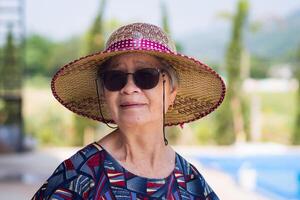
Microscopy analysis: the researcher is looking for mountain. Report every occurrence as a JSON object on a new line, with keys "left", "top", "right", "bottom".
{"left": 176, "top": 25, "right": 230, "bottom": 63}
{"left": 177, "top": 9, "right": 300, "bottom": 63}
{"left": 246, "top": 9, "right": 300, "bottom": 59}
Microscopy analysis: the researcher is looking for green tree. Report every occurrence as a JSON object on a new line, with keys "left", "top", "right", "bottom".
{"left": 249, "top": 55, "right": 272, "bottom": 78}
{"left": 160, "top": 0, "right": 183, "bottom": 53}
{"left": 48, "top": 37, "right": 83, "bottom": 74}
{"left": 85, "top": 0, "right": 107, "bottom": 53}
{"left": 0, "top": 27, "right": 21, "bottom": 92}
{"left": 25, "top": 34, "right": 83, "bottom": 79}
{"left": 73, "top": 0, "right": 107, "bottom": 146}
{"left": 0, "top": 26, "right": 23, "bottom": 126}
{"left": 161, "top": 0, "right": 170, "bottom": 34}
{"left": 215, "top": 0, "right": 250, "bottom": 144}
{"left": 292, "top": 47, "right": 300, "bottom": 145}
{"left": 25, "top": 34, "right": 55, "bottom": 77}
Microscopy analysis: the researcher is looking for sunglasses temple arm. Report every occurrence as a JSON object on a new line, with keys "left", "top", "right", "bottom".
{"left": 95, "top": 79, "right": 118, "bottom": 129}
{"left": 162, "top": 74, "right": 168, "bottom": 146}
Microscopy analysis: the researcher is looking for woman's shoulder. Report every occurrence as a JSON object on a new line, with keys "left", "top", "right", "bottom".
{"left": 32, "top": 142, "right": 105, "bottom": 200}
{"left": 175, "top": 152, "right": 220, "bottom": 200}
{"left": 175, "top": 152, "right": 202, "bottom": 177}
{"left": 65, "top": 142, "right": 105, "bottom": 172}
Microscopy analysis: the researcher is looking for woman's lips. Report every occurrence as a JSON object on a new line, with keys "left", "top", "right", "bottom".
{"left": 120, "top": 103, "right": 146, "bottom": 109}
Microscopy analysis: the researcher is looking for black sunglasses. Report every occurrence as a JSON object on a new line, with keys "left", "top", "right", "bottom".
{"left": 99, "top": 68, "right": 164, "bottom": 91}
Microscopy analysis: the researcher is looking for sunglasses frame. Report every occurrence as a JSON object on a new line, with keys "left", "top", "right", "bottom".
{"left": 98, "top": 67, "right": 165, "bottom": 91}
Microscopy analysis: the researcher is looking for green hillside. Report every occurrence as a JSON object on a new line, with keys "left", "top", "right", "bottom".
{"left": 179, "top": 9, "right": 300, "bottom": 64}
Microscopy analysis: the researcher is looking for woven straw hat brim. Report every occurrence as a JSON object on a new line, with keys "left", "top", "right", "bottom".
{"left": 51, "top": 47, "right": 226, "bottom": 126}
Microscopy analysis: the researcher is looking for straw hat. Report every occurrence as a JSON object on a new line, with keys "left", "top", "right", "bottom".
{"left": 51, "top": 22, "right": 226, "bottom": 126}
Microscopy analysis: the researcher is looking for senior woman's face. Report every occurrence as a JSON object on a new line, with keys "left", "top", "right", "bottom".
{"left": 103, "top": 53, "right": 177, "bottom": 126}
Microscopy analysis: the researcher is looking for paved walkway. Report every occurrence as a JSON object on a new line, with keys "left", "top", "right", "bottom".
{"left": 0, "top": 148, "right": 77, "bottom": 200}
{"left": 0, "top": 145, "right": 277, "bottom": 200}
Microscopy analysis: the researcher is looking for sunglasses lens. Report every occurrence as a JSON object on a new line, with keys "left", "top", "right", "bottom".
{"left": 134, "top": 68, "right": 160, "bottom": 89}
{"left": 101, "top": 68, "right": 160, "bottom": 91}
{"left": 103, "top": 70, "right": 127, "bottom": 91}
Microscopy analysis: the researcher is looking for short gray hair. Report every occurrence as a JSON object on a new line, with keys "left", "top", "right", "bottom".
{"left": 156, "top": 57, "right": 179, "bottom": 90}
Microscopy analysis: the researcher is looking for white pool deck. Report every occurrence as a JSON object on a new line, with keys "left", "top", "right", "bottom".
{"left": 1, "top": 143, "right": 298, "bottom": 200}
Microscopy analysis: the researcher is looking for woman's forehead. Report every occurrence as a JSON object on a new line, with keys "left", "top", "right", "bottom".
{"left": 110, "top": 53, "right": 161, "bottom": 68}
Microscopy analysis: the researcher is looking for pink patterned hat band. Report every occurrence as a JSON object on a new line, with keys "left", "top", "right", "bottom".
{"left": 105, "top": 39, "right": 173, "bottom": 53}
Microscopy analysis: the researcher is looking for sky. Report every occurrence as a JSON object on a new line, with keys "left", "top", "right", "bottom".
{"left": 12, "top": 0, "right": 300, "bottom": 41}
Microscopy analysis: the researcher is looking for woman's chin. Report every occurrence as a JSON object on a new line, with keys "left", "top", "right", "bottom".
{"left": 117, "top": 116, "right": 151, "bottom": 127}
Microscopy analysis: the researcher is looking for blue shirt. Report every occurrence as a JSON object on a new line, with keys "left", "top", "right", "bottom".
{"left": 32, "top": 142, "right": 219, "bottom": 200}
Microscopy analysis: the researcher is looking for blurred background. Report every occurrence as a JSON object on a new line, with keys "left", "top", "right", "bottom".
{"left": 0, "top": 0, "right": 300, "bottom": 199}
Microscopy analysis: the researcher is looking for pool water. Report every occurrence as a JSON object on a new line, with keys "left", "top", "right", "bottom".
{"left": 195, "top": 154, "right": 300, "bottom": 200}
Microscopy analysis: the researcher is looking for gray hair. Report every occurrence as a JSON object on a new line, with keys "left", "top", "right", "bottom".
{"left": 155, "top": 57, "right": 179, "bottom": 91}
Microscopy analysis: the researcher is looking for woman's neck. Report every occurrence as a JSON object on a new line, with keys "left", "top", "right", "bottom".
{"left": 98, "top": 123, "right": 175, "bottom": 176}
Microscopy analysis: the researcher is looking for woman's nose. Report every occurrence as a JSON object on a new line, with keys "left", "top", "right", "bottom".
{"left": 120, "top": 74, "right": 141, "bottom": 94}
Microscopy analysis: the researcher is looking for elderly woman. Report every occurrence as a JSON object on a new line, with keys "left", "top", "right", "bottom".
{"left": 32, "top": 23, "right": 225, "bottom": 199}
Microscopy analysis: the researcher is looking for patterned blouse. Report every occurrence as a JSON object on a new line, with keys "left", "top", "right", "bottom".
{"left": 32, "top": 142, "right": 219, "bottom": 200}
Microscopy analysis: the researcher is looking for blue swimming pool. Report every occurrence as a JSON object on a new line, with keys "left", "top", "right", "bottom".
{"left": 195, "top": 153, "right": 300, "bottom": 200}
